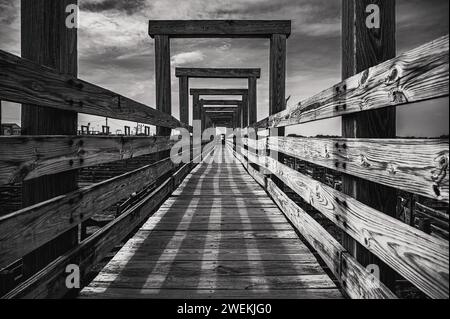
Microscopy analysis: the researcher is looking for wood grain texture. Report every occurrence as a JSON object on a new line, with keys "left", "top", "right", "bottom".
{"left": 232, "top": 146, "right": 396, "bottom": 298}
{"left": 177, "top": 68, "right": 261, "bottom": 79}
{"left": 246, "top": 152, "right": 449, "bottom": 299}
{"left": 149, "top": 20, "right": 291, "bottom": 38}
{"left": 1, "top": 149, "right": 210, "bottom": 299}
{"left": 0, "top": 50, "right": 187, "bottom": 130}
{"left": 203, "top": 107, "right": 238, "bottom": 112}
{"left": 249, "top": 136, "right": 449, "bottom": 202}
{"left": 0, "top": 136, "right": 179, "bottom": 185}
{"left": 80, "top": 145, "right": 341, "bottom": 299}
{"left": 0, "top": 158, "right": 176, "bottom": 270}
{"left": 255, "top": 35, "right": 449, "bottom": 129}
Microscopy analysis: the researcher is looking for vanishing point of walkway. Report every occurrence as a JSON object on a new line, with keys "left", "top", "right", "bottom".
{"left": 80, "top": 145, "right": 342, "bottom": 299}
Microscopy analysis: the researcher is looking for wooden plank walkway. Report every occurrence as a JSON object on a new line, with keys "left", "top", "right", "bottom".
{"left": 80, "top": 145, "right": 343, "bottom": 299}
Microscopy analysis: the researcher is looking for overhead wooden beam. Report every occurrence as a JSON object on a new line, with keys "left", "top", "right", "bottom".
{"left": 177, "top": 68, "right": 261, "bottom": 79}
{"left": 149, "top": 20, "right": 291, "bottom": 39}
{"left": 203, "top": 107, "right": 238, "bottom": 112}
{"left": 190, "top": 89, "right": 248, "bottom": 96}
{"left": 200, "top": 100, "right": 242, "bottom": 106}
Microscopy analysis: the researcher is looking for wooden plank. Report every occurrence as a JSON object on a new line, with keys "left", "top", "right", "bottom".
{"left": 81, "top": 146, "right": 341, "bottom": 299}
{"left": 260, "top": 136, "right": 449, "bottom": 202}
{"left": 80, "top": 287, "right": 342, "bottom": 299}
{"left": 249, "top": 153, "right": 449, "bottom": 299}
{"left": 254, "top": 35, "right": 449, "bottom": 129}
{"left": 177, "top": 68, "right": 261, "bottom": 79}
{"left": 190, "top": 88, "right": 248, "bottom": 95}
{"left": 0, "top": 50, "right": 187, "bottom": 130}
{"left": 203, "top": 107, "right": 238, "bottom": 112}
{"left": 266, "top": 176, "right": 396, "bottom": 299}
{"left": 0, "top": 158, "right": 176, "bottom": 270}
{"left": 233, "top": 146, "right": 397, "bottom": 299}
{"left": 149, "top": 20, "right": 291, "bottom": 38}
{"left": 0, "top": 136, "right": 178, "bottom": 185}
{"left": 2, "top": 157, "right": 199, "bottom": 299}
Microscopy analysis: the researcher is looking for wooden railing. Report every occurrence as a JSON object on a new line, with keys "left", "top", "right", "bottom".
{"left": 230, "top": 35, "right": 449, "bottom": 299}
{"left": 0, "top": 49, "right": 207, "bottom": 298}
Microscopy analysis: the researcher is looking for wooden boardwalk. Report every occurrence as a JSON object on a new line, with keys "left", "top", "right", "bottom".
{"left": 80, "top": 145, "right": 342, "bottom": 299}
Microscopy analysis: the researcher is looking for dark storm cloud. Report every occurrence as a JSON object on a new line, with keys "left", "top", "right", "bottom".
{"left": 80, "top": 0, "right": 148, "bottom": 15}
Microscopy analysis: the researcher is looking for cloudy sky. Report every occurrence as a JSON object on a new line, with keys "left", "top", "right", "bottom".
{"left": 0, "top": 0, "right": 448, "bottom": 136}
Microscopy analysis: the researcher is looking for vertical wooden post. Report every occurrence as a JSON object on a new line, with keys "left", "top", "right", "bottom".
{"left": 155, "top": 35, "right": 172, "bottom": 137}
{"left": 241, "top": 94, "right": 249, "bottom": 128}
{"left": 193, "top": 93, "right": 201, "bottom": 127}
{"left": 21, "top": 0, "right": 79, "bottom": 278}
{"left": 342, "top": 0, "right": 397, "bottom": 289}
{"left": 0, "top": 101, "right": 2, "bottom": 136}
{"left": 248, "top": 77, "right": 257, "bottom": 125}
{"left": 179, "top": 76, "right": 189, "bottom": 124}
{"left": 269, "top": 34, "right": 287, "bottom": 183}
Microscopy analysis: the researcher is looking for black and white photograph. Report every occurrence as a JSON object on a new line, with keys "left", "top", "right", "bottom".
{"left": 0, "top": 0, "right": 448, "bottom": 306}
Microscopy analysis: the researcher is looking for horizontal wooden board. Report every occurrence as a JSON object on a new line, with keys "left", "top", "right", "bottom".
{"left": 249, "top": 153, "right": 449, "bottom": 299}
{"left": 234, "top": 149, "right": 397, "bottom": 299}
{"left": 80, "top": 287, "right": 343, "bottom": 299}
{"left": 0, "top": 50, "right": 188, "bottom": 130}
{"left": 150, "top": 20, "right": 291, "bottom": 39}
{"left": 0, "top": 158, "right": 176, "bottom": 270}
{"left": 2, "top": 159, "right": 199, "bottom": 299}
{"left": 176, "top": 68, "right": 261, "bottom": 78}
{"left": 254, "top": 35, "right": 449, "bottom": 129}
{"left": 0, "top": 135, "right": 179, "bottom": 185}
{"left": 81, "top": 146, "right": 341, "bottom": 299}
{"left": 253, "top": 136, "right": 449, "bottom": 202}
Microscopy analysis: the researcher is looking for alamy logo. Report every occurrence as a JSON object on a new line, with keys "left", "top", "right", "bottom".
{"left": 65, "top": 4, "right": 79, "bottom": 29}
{"left": 366, "top": 4, "right": 380, "bottom": 29}
{"left": 65, "top": 264, "right": 80, "bottom": 289}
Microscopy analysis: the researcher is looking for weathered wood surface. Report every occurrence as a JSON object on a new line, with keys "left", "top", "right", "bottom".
{"left": 0, "top": 158, "right": 176, "bottom": 270}
{"left": 247, "top": 137, "right": 449, "bottom": 202}
{"left": 190, "top": 88, "right": 248, "bottom": 95}
{"left": 177, "top": 68, "right": 261, "bottom": 79}
{"left": 0, "top": 50, "right": 188, "bottom": 130}
{"left": 0, "top": 136, "right": 179, "bottom": 185}
{"left": 255, "top": 35, "right": 449, "bottom": 129}
{"left": 231, "top": 145, "right": 396, "bottom": 298}
{"left": 149, "top": 20, "right": 291, "bottom": 39}
{"left": 154, "top": 35, "right": 172, "bottom": 137}
{"left": 246, "top": 152, "right": 449, "bottom": 299}
{"left": 80, "top": 145, "right": 342, "bottom": 299}
{"left": 2, "top": 147, "right": 210, "bottom": 299}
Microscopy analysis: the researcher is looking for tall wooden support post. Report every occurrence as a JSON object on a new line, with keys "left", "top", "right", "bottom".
{"left": 248, "top": 77, "right": 257, "bottom": 125}
{"left": 0, "top": 101, "right": 2, "bottom": 135}
{"left": 155, "top": 35, "right": 172, "bottom": 160}
{"left": 179, "top": 76, "right": 189, "bottom": 125}
{"left": 242, "top": 94, "right": 249, "bottom": 128}
{"left": 269, "top": 34, "right": 287, "bottom": 184}
{"left": 342, "top": 0, "right": 397, "bottom": 289}
{"left": 21, "top": 0, "right": 78, "bottom": 278}
{"left": 192, "top": 93, "right": 201, "bottom": 127}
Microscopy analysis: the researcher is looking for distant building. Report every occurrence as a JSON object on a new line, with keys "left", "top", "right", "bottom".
{"left": 1, "top": 123, "right": 21, "bottom": 136}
